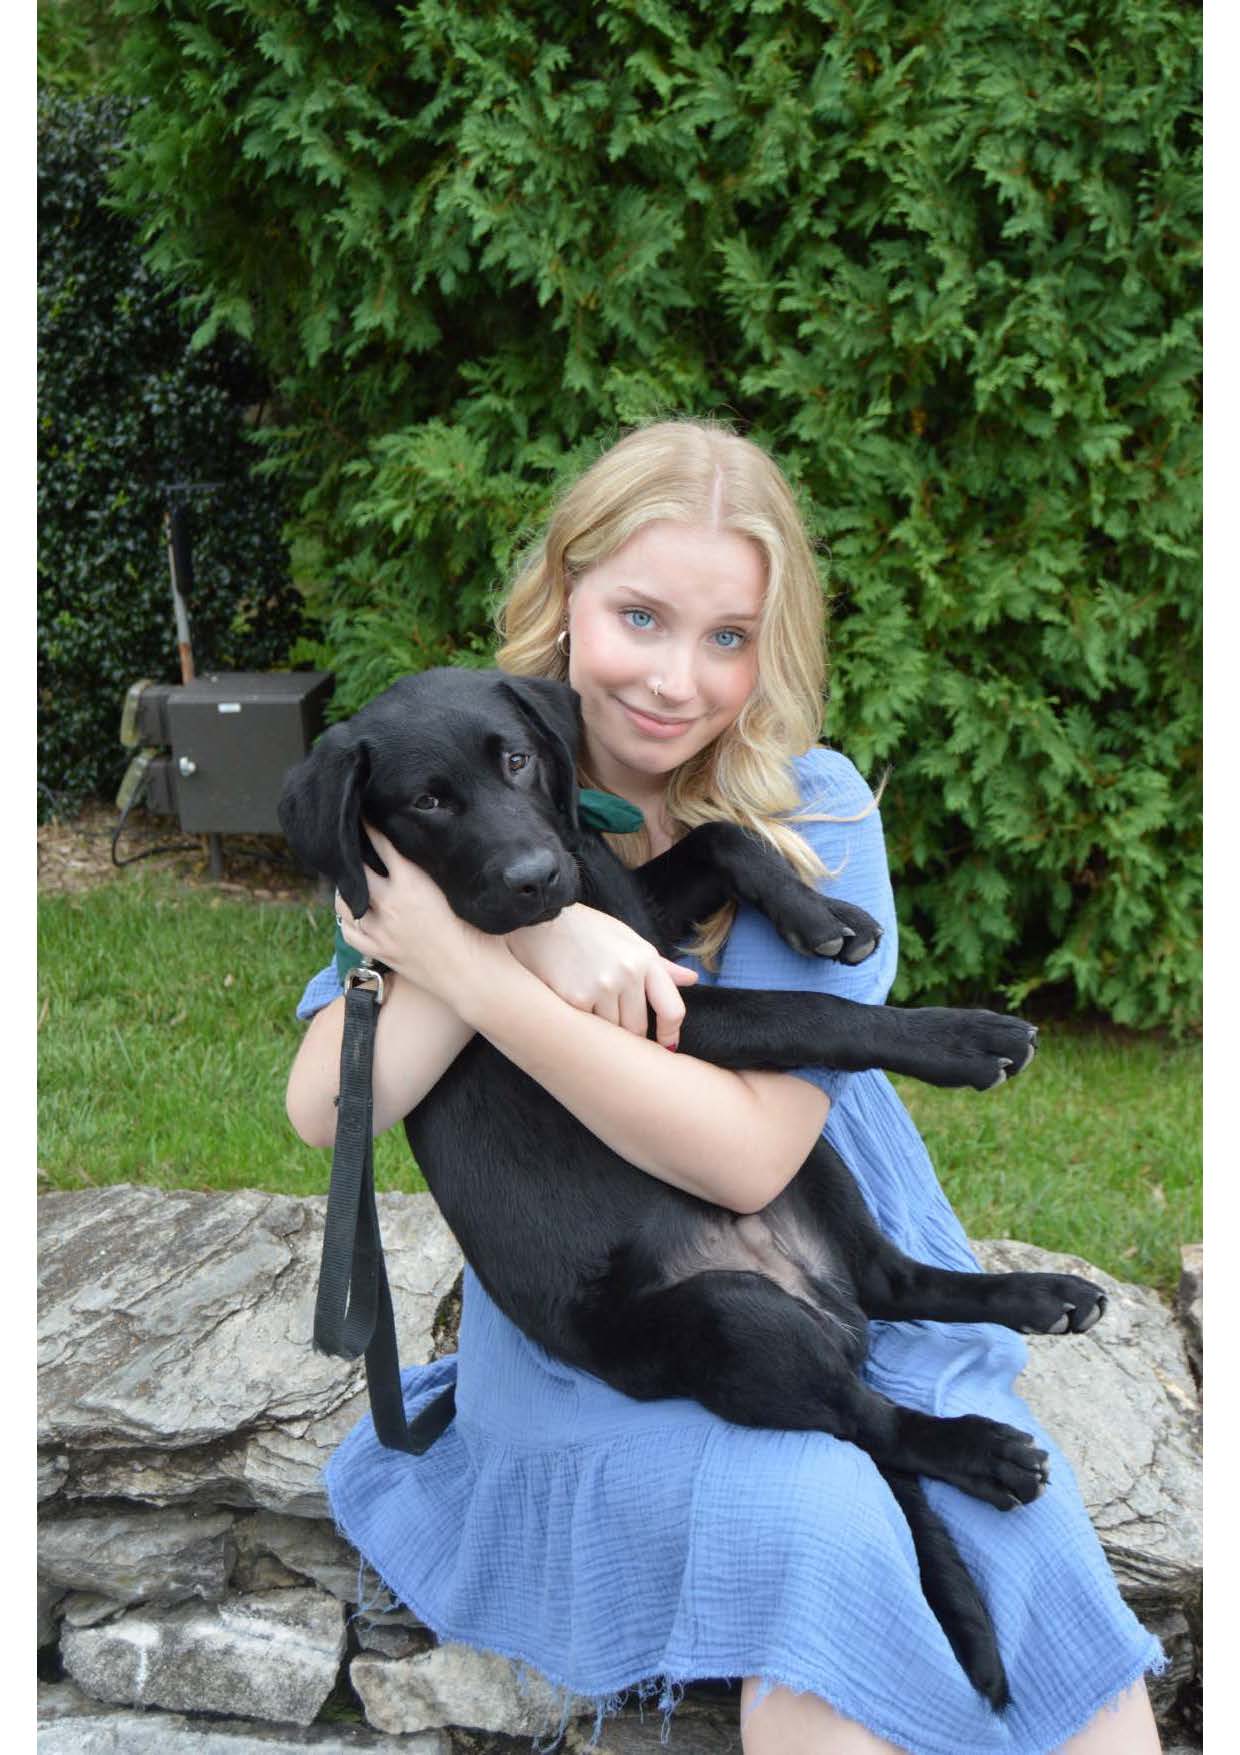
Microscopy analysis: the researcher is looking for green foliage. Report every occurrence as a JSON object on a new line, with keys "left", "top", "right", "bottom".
{"left": 37, "top": 0, "right": 129, "bottom": 96}
{"left": 37, "top": 92, "right": 308, "bottom": 815}
{"left": 106, "top": 0, "right": 1201, "bottom": 1028}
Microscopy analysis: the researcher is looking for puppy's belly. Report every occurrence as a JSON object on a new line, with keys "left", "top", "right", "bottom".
{"left": 659, "top": 1210, "right": 842, "bottom": 1308}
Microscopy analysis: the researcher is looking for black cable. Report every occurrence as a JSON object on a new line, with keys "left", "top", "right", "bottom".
{"left": 110, "top": 791, "right": 199, "bottom": 868}
{"left": 109, "top": 781, "right": 300, "bottom": 873}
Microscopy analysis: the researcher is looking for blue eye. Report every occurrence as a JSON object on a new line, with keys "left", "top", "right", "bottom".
{"left": 622, "top": 608, "right": 655, "bottom": 631}
{"left": 712, "top": 629, "right": 747, "bottom": 650}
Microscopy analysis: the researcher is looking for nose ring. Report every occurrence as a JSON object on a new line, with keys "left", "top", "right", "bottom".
{"left": 650, "top": 677, "right": 663, "bottom": 697}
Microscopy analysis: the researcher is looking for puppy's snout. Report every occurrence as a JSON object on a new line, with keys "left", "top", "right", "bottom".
{"left": 501, "top": 848, "right": 562, "bottom": 904}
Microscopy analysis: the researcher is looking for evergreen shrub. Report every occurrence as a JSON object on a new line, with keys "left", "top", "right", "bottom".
{"left": 37, "top": 91, "right": 308, "bottom": 816}
{"left": 106, "top": 0, "right": 1201, "bottom": 1028}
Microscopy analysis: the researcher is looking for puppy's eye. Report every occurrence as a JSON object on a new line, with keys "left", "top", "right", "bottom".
{"left": 505, "top": 752, "right": 531, "bottom": 774}
{"left": 413, "top": 794, "right": 440, "bottom": 811}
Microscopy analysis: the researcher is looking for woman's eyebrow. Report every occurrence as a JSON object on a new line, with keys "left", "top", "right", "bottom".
{"left": 612, "top": 585, "right": 761, "bottom": 622}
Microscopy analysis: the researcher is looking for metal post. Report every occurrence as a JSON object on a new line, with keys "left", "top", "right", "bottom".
{"left": 163, "top": 505, "right": 197, "bottom": 686}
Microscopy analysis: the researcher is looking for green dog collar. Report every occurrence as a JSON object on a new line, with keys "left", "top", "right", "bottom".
{"left": 577, "top": 789, "right": 645, "bottom": 833}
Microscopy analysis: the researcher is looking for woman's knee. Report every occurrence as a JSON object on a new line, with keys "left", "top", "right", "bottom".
{"left": 1053, "top": 1677, "right": 1161, "bottom": 1753}
{"left": 739, "top": 1678, "right": 903, "bottom": 1754}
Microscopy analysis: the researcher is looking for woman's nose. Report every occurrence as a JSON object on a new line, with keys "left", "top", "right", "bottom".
{"left": 651, "top": 644, "right": 697, "bottom": 703}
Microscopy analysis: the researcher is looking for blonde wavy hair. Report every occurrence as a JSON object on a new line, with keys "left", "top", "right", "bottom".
{"left": 495, "top": 418, "right": 867, "bottom": 962}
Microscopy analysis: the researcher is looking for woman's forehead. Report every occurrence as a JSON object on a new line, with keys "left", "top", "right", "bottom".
{"left": 576, "top": 521, "right": 767, "bottom": 609}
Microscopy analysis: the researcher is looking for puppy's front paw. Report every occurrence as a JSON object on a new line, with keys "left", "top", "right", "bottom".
{"left": 950, "top": 1012, "right": 1039, "bottom": 1091}
{"left": 778, "top": 894, "right": 883, "bottom": 964}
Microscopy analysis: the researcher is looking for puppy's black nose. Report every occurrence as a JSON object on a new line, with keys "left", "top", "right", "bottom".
{"left": 501, "top": 849, "right": 561, "bottom": 903}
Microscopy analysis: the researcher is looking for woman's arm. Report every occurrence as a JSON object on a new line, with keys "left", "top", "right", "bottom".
{"left": 332, "top": 827, "right": 830, "bottom": 1212}
{"left": 456, "top": 953, "right": 829, "bottom": 1212}
{"left": 286, "top": 896, "right": 699, "bottom": 1149}
{"left": 286, "top": 974, "right": 474, "bottom": 1149}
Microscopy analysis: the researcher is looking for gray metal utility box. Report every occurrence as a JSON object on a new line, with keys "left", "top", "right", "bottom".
{"left": 134, "top": 671, "right": 335, "bottom": 834}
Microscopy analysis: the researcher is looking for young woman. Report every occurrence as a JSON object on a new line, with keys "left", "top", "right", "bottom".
{"left": 286, "top": 421, "right": 1163, "bottom": 1754}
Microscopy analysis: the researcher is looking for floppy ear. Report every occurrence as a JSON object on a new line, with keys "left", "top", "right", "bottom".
{"left": 498, "top": 676, "right": 582, "bottom": 827}
{"left": 278, "top": 723, "right": 385, "bottom": 918}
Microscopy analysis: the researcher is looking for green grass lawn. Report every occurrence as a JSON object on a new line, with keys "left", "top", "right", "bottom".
{"left": 38, "top": 873, "right": 419, "bottom": 1198}
{"left": 39, "top": 874, "right": 1200, "bottom": 1297}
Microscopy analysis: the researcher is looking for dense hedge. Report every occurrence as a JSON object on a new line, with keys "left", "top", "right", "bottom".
{"left": 37, "top": 91, "right": 308, "bottom": 815}
{"left": 105, "top": 0, "right": 1200, "bottom": 1028}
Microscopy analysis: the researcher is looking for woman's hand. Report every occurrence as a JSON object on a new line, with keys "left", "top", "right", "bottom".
{"left": 507, "top": 904, "right": 698, "bottom": 1050}
{"left": 335, "top": 824, "right": 503, "bottom": 1004}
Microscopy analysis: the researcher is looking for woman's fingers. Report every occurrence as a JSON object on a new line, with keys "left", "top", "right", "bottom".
{"left": 617, "top": 981, "right": 649, "bottom": 1040}
{"left": 645, "top": 963, "right": 689, "bottom": 1050}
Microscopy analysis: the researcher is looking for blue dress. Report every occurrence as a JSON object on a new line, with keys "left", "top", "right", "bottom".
{"left": 299, "top": 748, "right": 1162, "bottom": 1754}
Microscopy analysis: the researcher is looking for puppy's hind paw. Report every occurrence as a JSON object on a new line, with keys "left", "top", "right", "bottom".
{"left": 1012, "top": 1275, "right": 1108, "bottom": 1338}
{"left": 925, "top": 1416, "right": 1050, "bottom": 1510}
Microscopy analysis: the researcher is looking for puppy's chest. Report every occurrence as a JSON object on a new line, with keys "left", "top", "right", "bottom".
{"left": 575, "top": 850, "right": 668, "bottom": 947}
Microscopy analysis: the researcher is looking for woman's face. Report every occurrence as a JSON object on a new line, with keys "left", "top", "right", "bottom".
{"left": 566, "top": 520, "right": 765, "bottom": 799}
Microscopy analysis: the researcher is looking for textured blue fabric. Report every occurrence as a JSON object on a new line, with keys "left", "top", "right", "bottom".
{"left": 296, "top": 961, "right": 345, "bottom": 1022}
{"left": 300, "top": 748, "right": 1162, "bottom": 1753}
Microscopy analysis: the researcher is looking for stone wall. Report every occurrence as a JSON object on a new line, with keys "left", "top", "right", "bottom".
{"left": 38, "top": 1188, "right": 1203, "bottom": 1752}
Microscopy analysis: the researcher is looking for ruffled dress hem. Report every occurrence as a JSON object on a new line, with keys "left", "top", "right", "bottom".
{"left": 329, "top": 1467, "right": 1165, "bottom": 1755}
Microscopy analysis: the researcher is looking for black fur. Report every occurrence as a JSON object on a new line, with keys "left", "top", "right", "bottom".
{"left": 279, "top": 668, "right": 1107, "bottom": 1710}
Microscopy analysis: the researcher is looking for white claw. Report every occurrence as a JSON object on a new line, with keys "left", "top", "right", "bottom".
{"left": 1048, "top": 1313, "right": 1071, "bottom": 1335}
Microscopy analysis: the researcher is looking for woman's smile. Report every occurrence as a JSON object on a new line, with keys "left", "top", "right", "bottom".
{"left": 615, "top": 698, "right": 700, "bottom": 739}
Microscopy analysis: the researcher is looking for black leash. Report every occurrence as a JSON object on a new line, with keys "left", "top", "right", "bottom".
{"left": 313, "top": 963, "right": 456, "bottom": 1454}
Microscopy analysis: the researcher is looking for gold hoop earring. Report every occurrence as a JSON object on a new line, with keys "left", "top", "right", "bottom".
{"left": 556, "top": 625, "right": 570, "bottom": 657}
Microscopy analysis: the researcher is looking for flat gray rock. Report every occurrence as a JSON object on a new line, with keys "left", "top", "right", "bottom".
{"left": 972, "top": 1239, "right": 1201, "bottom": 1736}
{"left": 351, "top": 1641, "right": 589, "bottom": 1738}
{"left": 59, "top": 1587, "right": 346, "bottom": 1726}
{"left": 37, "top": 1681, "right": 450, "bottom": 1752}
{"left": 240, "top": 1510, "right": 371, "bottom": 1604}
{"left": 38, "top": 1187, "right": 462, "bottom": 1516}
{"left": 38, "top": 1505, "right": 236, "bottom": 1606}
{"left": 972, "top": 1240, "right": 1202, "bottom": 1604}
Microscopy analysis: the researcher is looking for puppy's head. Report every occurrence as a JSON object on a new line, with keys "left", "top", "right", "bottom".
{"left": 278, "top": 669, "right": 584, "bottom": 932}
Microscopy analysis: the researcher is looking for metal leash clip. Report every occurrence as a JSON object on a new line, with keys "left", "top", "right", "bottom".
{"left": 344, "top": 961, "right": 386, "bottom": 1007}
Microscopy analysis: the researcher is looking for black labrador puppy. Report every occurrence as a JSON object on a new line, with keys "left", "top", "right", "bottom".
{"left": 279, "top": 667, "right": 1106, "bottom": 1710}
